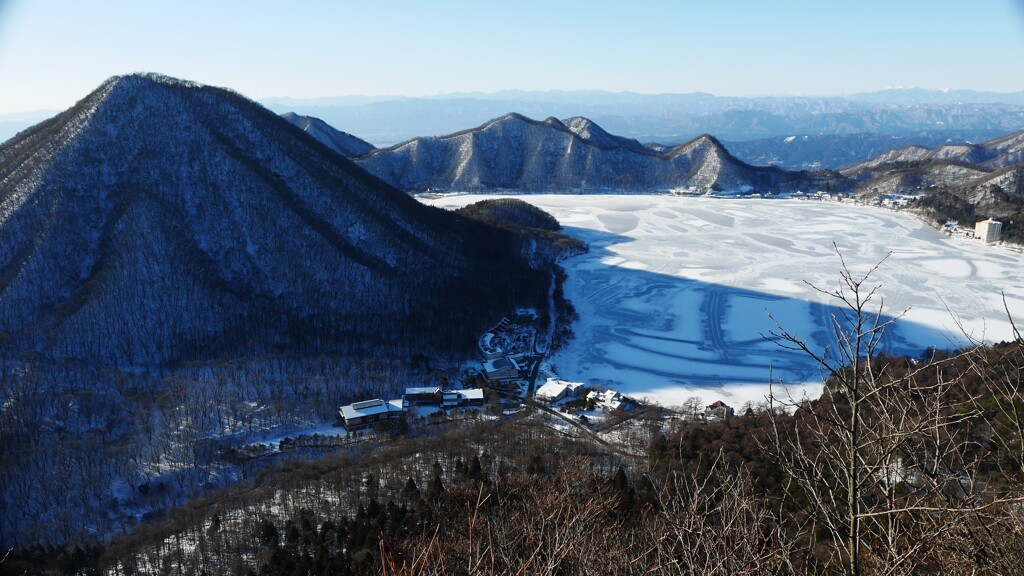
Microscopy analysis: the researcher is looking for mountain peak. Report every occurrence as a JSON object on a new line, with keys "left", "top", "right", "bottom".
{"left": 107, "top": 71, "right": 198, "bottom": 89}
{"left": 665, "top": 133, "right": 728, "bottom": 158}
{"left": 496, "top": 112, "right": 531, "bottom": 123}
{"left": 561, "top": 116, "right": 609, "bottom": 140}
{"left": 560, "top": 116, "right": 650, "bottom": 153}
{"left": 86, "top": 73, "right": 211, "bottom": 111}
{"left": 0, "top": 74, "right": 553, "bottom": 365}
{"left": 693, "top": 133, "right": 724, "bottom": 146}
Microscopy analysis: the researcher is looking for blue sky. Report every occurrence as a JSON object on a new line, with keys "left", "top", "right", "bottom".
{"left": 1, "top": 0, "right": 1022, "bottom": 114}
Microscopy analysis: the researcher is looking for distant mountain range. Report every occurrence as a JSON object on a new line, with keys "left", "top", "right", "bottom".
{"left": 0, "top": 74, "right": 557, "bottom": 367}
{"left": 353, "top": 113, "right": 844, "bottom": 194}
{"left": 0, "top": 109, "right": 60, "bottom": 145}
{"left": 262, "top": 87, "right": 1024, "bottom": 109}
{"left": 261, "top": 89, "right": 1024, "bottom": 147}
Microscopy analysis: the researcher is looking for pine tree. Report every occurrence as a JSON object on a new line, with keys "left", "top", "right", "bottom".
{"left": 469, "top": 454, "right": 485, "bottom": 482}
{"left": 402, "top": 476, "right": 420, "bottom": 499}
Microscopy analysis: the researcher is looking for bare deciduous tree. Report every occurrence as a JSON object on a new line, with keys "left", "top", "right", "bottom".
{"left": 647, "top": 449, "right": 786, "bottom": 575}
{"left": 761, "top": 248, "right": 1024, "bottom": 575}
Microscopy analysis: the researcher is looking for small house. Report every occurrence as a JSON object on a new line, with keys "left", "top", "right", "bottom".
{"left": 705, "top": 400, "right": 734, "bottom": 421}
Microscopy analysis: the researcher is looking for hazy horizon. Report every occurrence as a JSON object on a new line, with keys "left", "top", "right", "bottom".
{"left": 5, "top": 83, "right": 1024, "bottom": 119}
{"left": 2, "top": 0, "right": 1023, "bottom": 115}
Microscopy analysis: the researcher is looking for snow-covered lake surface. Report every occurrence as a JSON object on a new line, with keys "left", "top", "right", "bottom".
{"left": 423, "top": 195, "right": 1024, "bottom": 409}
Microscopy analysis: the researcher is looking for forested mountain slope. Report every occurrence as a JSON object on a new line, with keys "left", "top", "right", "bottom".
{"left": 0, "top": 73, "right": 552, "bottom": 367}
{"left": 839, "top": 130, "right": 1024, "bottom": 242}
{"left": 0, "top": 75, "right": 566, "bottom": 546}
{"left": 17, "top": 341, "right": 1024, "bottom": 576}
{"left": 843, "top": 129, "right": 1024, "bottom": 172}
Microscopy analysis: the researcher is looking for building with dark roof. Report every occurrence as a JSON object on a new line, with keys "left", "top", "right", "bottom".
{"left": 482, "top": 356, "right": 521, "bottom": 381}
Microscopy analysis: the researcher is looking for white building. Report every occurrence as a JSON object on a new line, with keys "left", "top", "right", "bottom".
{"left": 441, "top": 388, "right": 485, "bottom": 408}
{"left": 535, "top": 379, "right": 583, "bottom": 403}
{"left": 339, "top": 398, "right": 405, "bottom": 431}
{"left": 403, "top": 386, "right": 485, "bottom": 408}
{"left": 975, "top": 219, "right": 1002, "bottom": 244}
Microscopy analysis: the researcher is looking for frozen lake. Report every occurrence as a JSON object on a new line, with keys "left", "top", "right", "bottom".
{"left": 424, "top": 195, "right": 1024, "bottom": 409}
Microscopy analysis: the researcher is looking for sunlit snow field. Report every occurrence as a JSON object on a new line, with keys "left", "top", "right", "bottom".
{"left": 424, "top": 195, "right": 1024, "bottom": 409}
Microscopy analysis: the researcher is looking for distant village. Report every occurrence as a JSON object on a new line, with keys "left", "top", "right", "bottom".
{"left": 739, "top": 188, "right": 1009, "bottom": 247}
{"left": 863, "top": 193, "right": 1006, "bottom": 245}
{"left": 337, "top": 310, "right": 735, "bottom": 433}
{"left": 337, "top": 191, "right": 1007, "bottom": 437}
{"left": 797, "top": 190, "right": 1008, "bottom": 246}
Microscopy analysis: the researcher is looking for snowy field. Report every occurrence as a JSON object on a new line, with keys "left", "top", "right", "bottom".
{"left": 424, "top": 195, "right": 1024, "bottom": 409}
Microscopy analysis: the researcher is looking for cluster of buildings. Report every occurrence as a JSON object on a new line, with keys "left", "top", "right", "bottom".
{"left": 941, "top": 217, "right": 1005, "bottom": 245}
{"left": 871, "top": 193, "right": 921, "bottom": 209}
{"left": 533, "top": 378, "right": 630, "bottom": 413}
{"left": 478, "top": 316, "right": 539, "bottom": 382}
{"left": 338, "top": 310, "right": 746, "bottom": 435}
{"left": 797, "top": 190, "right": 853, "bottom": 203}
{"left": 533, "top": 376, "right": 736, "bottom": 423}
{"left": 339, "top": 386, "right": 484, "bottom": 431}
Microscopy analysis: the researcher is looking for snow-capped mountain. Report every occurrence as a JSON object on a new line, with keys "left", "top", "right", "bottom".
{"left": 354, "top": 113, "right": 845, "bottom": 194}
{"left": 843, "top": 129, "right": 1024, "bottom": 172}
{"left": 0, "top": 74, "right": 551, "bottom": 366}
{"left": 836, "top": 129, "right": 1024, "bottom": 240}
{"left": 281, "top": 111, "right": 375, "bottom": 156}
{"left": 848, "top": 161, "right": 991, "bottom": 197}
{"left": 558, "top": 116, "right": 651, "bottom": 154}
{"left": 910, "top": 163, "right": 1024, "bottom": 241}
{"left": 840, "top": 130, "right": 1024, "bottom": 200}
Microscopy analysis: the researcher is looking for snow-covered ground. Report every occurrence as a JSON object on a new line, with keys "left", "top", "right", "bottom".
{"left": 424, "top": 195, "right": 1024, "bottom": 409}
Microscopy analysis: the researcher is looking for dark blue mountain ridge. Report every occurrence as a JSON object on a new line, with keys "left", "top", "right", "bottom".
{"left": 0, "top": 73, "right": 554, "bottom": 367}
